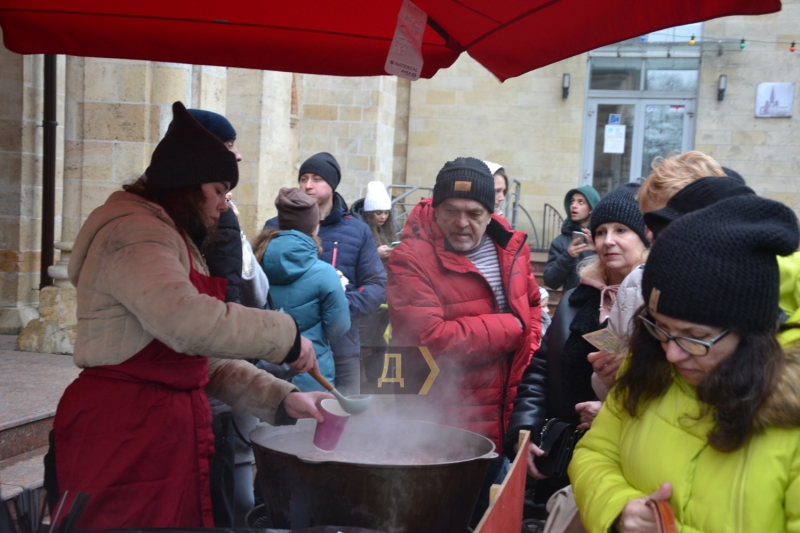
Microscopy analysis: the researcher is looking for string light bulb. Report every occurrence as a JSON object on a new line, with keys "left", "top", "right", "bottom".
{"left": 791, "top": 41, "right": 796, "bottom": 53}
{"left": 689, "top": 35, "right": 696, "bottom": 46}
{"left": 740, "top": 38, "right": 746, "bottom": 49}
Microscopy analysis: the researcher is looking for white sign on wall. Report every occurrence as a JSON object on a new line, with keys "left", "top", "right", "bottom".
{"left": 755, "top": 82, "right": 794, "bottom": 118}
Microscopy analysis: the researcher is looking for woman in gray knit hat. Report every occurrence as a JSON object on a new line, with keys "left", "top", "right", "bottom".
{"left": 506, "top": 183, "right": 649, "bottom": 492}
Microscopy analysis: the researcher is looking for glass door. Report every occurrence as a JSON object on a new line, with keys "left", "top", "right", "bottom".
{"left": 582, "top": 98, "right": 695, "bottom": 193}
{"left": 590, "top": 102, "right": 636, "bottom": 197}
{"left": 638, "top": 100, "right": 695, "bottom": 179}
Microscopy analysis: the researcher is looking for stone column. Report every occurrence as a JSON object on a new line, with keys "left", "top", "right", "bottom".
{"left": 226, "top": 68, "right": 297, "bottom": 237}
{"left": 17, "top": 59, "right": 193, "bottom": 353}
{"left": 0, "top": 29, "right": 66, "bottom": 335}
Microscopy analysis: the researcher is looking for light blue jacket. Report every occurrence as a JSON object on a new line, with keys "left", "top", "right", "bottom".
{"left": 261, "top": 230, "right": 351, "bottom": 391}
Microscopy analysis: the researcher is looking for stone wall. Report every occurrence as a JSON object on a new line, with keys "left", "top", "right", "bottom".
{"left": 405, "top": 54, "right": 587, "bottom": 242}
{"left": 695, "top": 4, "right": 800, "bottom": 215}
{"left": 226, "top": 68, "right": 297, "bottom": 236}
{"left": 0, "top": 34, "right": 65, "bottom": 333}
{"left": 300, "top": 75, "right": 398, "bottom": 203}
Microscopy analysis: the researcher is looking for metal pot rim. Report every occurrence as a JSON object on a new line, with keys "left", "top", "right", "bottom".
{"left": 251, "top": 418, "right": 497, "bottom": 467}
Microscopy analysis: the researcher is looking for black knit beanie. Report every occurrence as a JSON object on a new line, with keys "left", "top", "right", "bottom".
{"left": 432, "top": 157, "right": 495, "bottom": 213}
{"left": 298, "top": 152, "right": 341, "bottom": 191}
{"left": 643, "top": 176, "right": 755, "bottom": 234}
{"left": 145, "top": 102, "right": 239, "bottom": 190}
{"left": 187, "top": 109, "right": 237, "bottom": 143}
{"left": 642, "top": 195, "right": 800, "bottom": 333}
{"left": 589, "top": 183, "right": 648, "bottom": 244}
{"left": 721, "top": 166, "right": 746, "bottom": 184}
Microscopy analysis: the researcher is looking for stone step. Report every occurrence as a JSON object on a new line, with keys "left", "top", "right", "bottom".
{"left": 530, "top": 250, "right": 561, "bottom": 315}
{"left": 0, "top": 339, "right": 79, "bottom": 460}
{"left": 0, "top": 334, "right": 79, "bottom": 502}
{"left": 0, "top": 446, "right": 48, "bottom": 501}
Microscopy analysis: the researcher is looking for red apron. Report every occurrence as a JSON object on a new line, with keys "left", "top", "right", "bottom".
{"left": 54, "top": 249, "right": 227, "bottom": 529}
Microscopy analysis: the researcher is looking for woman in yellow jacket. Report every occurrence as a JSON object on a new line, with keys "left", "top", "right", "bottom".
{"left": 569, "top": 195, "right": 800, "bottom": 533}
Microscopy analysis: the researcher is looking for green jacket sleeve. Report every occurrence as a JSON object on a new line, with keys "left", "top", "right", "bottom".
{"left": 568, "top": 394, "right": 648, "bottom": 533}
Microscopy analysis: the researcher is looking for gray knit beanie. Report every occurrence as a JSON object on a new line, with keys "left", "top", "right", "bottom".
{"left": 432, "top": 157, "right": 495, "bottom": 213}
{"left": 589, "top": 183, "right": 648, "bottom": 245}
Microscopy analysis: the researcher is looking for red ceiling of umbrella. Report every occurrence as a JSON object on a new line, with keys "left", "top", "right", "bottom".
{"left": 0, "top": 0, "right": 781, "bottom": 81}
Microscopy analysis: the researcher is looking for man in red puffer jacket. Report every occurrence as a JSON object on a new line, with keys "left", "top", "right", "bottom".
{"left": 387, "top": 157, "right": 541, "bottom": 525}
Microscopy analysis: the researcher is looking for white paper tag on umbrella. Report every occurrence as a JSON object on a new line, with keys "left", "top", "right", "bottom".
{"left": 384, "top": 0, "right": 427, "bottom": 80}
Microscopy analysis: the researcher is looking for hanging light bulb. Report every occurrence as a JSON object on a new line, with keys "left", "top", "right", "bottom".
{"left": 740, "top": 38, "right": 746, "bottom": 50}
{"left": 791, "top": 41, "right": 797, "bottom": 53}
{"left": 689, "top": 35, "right": 696, "bottom": 46}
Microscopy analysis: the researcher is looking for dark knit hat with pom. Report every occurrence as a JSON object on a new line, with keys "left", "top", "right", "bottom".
{"left": 642, "top": 195, "right": 800, "bottom": 332}
{"left": 589, "top": 183, "right": 648, "bottom": 244}
{"left": 145, "top": 101, "right": 239, "bottom": 190}
{"left": 433, "top": 157, "right": 495, "bottom": 213}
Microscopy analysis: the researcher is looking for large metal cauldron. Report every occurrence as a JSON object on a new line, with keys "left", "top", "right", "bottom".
{"left": 251, "top": 417, "right": 496, "bottom": 533}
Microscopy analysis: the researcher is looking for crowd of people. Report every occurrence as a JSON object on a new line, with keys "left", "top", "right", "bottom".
{"left": 45, "top": 101, "right": 800, "bottom": 533}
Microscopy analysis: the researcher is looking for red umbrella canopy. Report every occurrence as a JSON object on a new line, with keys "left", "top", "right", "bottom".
{"left": 0, "top": 0, "right": 780, "bottom": 81}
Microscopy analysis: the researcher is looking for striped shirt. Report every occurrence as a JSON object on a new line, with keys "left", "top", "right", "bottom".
{"left": 455, "top": 234, "right": 508, "bottom": 312}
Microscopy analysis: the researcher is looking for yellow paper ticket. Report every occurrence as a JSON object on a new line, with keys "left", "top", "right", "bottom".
{"left": 582, "top": 328, "right": 626, "bottom": 356}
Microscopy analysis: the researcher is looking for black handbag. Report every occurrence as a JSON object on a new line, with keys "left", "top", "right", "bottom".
{"left": 534, "top": 419, "right": 586, "bottom": 478}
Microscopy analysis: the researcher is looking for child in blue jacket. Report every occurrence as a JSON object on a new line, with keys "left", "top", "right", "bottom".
{"left": 256, "top": 188, "right": 351, "bottom": 392}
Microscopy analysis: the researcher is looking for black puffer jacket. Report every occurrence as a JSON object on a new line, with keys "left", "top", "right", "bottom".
{"left": 504, "top": 284, "right": 604, "bottom": 458}
{"left": 542, "top": 219, "right": 595, "bottom": 291}
{"left": 204, "top": 208, "right": 242, "bottom": 304}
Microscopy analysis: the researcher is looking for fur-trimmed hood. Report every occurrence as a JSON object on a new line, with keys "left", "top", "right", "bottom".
{"left": 755, "top": 341, "right": 800, "bottom": 429}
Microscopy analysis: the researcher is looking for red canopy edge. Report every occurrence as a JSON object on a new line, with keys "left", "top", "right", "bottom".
{"left": 0, "top": 9, "right": 461, "bottom": 78}
{"left": 456, "top": 0, "right": 783, "bottom": 81}
{"left": 0, "top": 0, "right": 784, "bottom": 81}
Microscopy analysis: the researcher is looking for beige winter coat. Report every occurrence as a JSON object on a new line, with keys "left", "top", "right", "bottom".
{"left": 69, "top": 191, "right": 298, "bottom": 424}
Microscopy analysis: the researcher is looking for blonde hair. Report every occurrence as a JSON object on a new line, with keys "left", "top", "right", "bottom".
{"left": 638, "top": 151, "right": 727, "bottom": 213}
{"left": 252, "top": 228, "right": 322, "bottom": 264}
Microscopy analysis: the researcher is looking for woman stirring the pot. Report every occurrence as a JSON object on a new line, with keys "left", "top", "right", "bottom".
{"left": 569, "top": 195, "right": 800, "bottom": 532}
{"left": 51, "top": 102, "right": 328, "bottom": 529}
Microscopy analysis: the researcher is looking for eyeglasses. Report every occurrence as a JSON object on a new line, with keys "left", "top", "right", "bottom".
{"left": 637, "top": 314, "right": 730, "bottom": 356}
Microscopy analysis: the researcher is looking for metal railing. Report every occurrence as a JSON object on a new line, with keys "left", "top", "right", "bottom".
{"left": 388, "top": 184, "right": 433, "bottom": 227}
{"left": 500, "top": 179, "right": 541, "bottom": 249}
{"left": 534, "top": 203, "right": 564, "bottom": 252}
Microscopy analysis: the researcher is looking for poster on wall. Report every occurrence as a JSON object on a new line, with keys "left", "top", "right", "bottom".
{"left": 755, "top": 82, "right": 794, "bottom": 118}
{"left": 603, "top": 125, "right": 626, "bottom": 153}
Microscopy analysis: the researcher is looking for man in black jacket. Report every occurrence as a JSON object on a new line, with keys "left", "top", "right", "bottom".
{"left": 543, "top": 186, "right": 600, "bottom": 291}
{"left": 187, "top": 108, "right": 261, "bottom": 528}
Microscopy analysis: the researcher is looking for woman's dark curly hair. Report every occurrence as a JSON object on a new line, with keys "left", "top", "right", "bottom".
{"left": 363, "top": 209, "right": 398, "bottom": 248}
{"left": 123, "top": 175, "right": 210, "bottom": 241}
{"left": 614, "top": 306, "right": 784, "bottom": 452}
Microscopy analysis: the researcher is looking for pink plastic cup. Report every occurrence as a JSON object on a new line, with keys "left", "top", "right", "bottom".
{"left": 313, "top": 398, "right": 351, "bottom": 451}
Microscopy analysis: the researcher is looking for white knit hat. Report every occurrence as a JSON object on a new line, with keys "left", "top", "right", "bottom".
{"left": 482, "top": 160, "right": 503, "bottom": 176}
{"left": 364, "top": 181, "right": 392, "bottom": 211}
